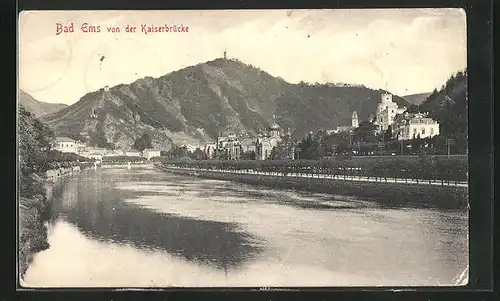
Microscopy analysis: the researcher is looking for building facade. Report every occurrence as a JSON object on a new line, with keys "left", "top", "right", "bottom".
{"left": 53, "top": 137, "right": 77, "bottom": 153}
{"left": 215, "top": 133, "right": 241, "bottom": 160}
{"left": 124, "top": 149, "right": 142, "bottom": 157}
{"left": 255, "top": 122, "right": 282, "bottom": 160}
{"left": 373, "top": 92, "right": 406, "bottom": 134}
{"left": 142, "top": 149, "right": 161, "bottom": 160}
{"left": 240, "top": 138, "right": 257, "bottom": 154}
{"left": 394, "top": 112, "right": 440, "bottom": 140}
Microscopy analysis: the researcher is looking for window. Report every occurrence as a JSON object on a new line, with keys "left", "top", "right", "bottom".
{"left": 422, "top": 128, "right": 426, "bottom": 135}
{"left": 413, "top": 128, "right": 417, "bottom": 134}
{"left": 430, "top": 128, "right": 434, "bottom": 135}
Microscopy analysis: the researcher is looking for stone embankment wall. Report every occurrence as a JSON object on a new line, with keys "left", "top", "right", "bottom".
{"left": 44, "top": 166, "right": 81, "bottom": 179}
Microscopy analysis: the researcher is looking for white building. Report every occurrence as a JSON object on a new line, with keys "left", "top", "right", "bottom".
{"left": 105, "top": 149, "right": 126, "bottom": 157}
{"left": 373, "top": 92, "right": 406, "bottom": 133}
{"left": 142, "top": 149, "right": 161, "bottom": 160}
{"left": 52, "top": 137, "right": 77, "bottom": 153}
{"left": 124, "top": 149, "right": 142, "bottom": 157}
{"left": 395, "top": 112, "right": 440, "bottom": 140}
{"left": 256, "top": 121, "right": 282, "bottom": 160}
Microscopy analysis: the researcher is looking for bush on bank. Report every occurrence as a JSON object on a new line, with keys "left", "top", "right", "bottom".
{"left": 159, "top": 155, "right": 468, "bottom": 182}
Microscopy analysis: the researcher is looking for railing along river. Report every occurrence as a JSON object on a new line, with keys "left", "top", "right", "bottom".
{"left": 160, "top": 165, "right": 468, "bottom": 188}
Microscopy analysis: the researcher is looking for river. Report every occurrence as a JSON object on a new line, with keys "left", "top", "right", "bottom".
{"left": 22, "top": 167, "right": 469, "bottom": 287}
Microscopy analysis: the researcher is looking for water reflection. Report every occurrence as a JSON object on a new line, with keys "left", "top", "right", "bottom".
{"left": 49, "top": 169, "right": 264, "bottom": 271}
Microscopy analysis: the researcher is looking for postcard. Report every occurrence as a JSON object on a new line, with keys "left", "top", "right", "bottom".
{"left": 18, "top": 9, "right": 468, "bottom": 288}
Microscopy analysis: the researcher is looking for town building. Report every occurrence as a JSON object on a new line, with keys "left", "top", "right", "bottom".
{"left": 394, "top": 112, "right": 440, "bottom": 140}
{"left": 373, "top": 92, "right": 406, "bottom": 134}
{"left": 52, "top": 137, "right": 77, "bottom": 153}
{"left": 211, "top": 116, "right": 294, "bottom": 161}
{"left": 351, "top": 111, "right": 359, "bottom": 128}
{"left": 215, "top": 133, "right": 241, "bottom": 160}
{"left": 330, "top": 111, "right": 360, "bottom": 134}
{"left": 104, "top": 149, "right": 126, "bottom": 157}
{"left": 255, "top": 118, "right": 283, "bottom": 160}
{"left": 124, "top": 149, "right": 142, "bottom": 157}
{"left": 142, "top": 149, "right": 161, "bottom": 160}
{"left": 203, "top": 143, "right": 217, "bottom": 159}
{"left": 241, "top": 138, "right": 257, "bottom": 154}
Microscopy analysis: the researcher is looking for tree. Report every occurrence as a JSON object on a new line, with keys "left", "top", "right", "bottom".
{"left": 270, "top": 135, "right": 295, "bottom": 160}
{"left": 296, "top": 133, "right": 321, "bottom": 159}
{"left": 405, "top": 104, "right": 420, "bottom": 114}
{"left": 18, "top": 106, "right": 55, "bottom": 195}
{"left": 133, "top": 133, "right": 153, "bottom": 152}
{"left": 353, "top": 121, "right": 377, "bottom": 143}
{"left": 241, "top": 150, "right": 256, "bottom": 160}
{"left": 167, "top": 145, "right": 188, "bottom": 159}
{"left": 188, "top": 148, "right": 207, "bottom": 160}
{"left": 383, "top": 125, "right": 393, "bottom": 142}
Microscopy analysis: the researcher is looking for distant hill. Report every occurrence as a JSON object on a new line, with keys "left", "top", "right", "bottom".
{"left": 19, "top": 90, "right": 67, "bottom": 117}
{"left": 402, "top": 92, "right": 432, "bottom": 105}
{"left": 42, "top": 58, "right": 411, "bottom": 150}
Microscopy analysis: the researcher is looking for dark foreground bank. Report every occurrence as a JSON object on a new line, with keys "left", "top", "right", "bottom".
{"left": 19, "top": 165, "right": 92, "bottom": 279}
{"left": 19, "top": 194, "right": 51, "bottom": 278}
{"left": 158, "top": 166, "right": 468, "bottom": 209}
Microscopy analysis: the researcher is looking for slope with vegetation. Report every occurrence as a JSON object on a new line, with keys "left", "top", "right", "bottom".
{"left": 42, "top": 58, "right": 411, "bottom": 150}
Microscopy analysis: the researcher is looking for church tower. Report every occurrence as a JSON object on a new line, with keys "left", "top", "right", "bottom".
{"left": 351, "top": 111, "right": 359, "bottom": 128}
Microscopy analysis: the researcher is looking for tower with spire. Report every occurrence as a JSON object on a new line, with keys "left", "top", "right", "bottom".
{"left": 351, "top": 111, "right": 359, "bottom": 128}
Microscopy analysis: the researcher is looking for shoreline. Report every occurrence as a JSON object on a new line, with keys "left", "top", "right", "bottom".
{"left": 19, "top": 163, "right": 91, "bottom": 281}
{"left": 157, "top": 166, "right": 468, "bottom": 209}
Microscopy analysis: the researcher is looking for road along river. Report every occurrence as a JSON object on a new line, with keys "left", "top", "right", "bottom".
{"left": 22, "top": 167, "right": 469, "bottom": 287}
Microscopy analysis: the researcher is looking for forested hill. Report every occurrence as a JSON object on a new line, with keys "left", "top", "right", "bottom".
{"left": 420, "top": 69, "right": 467, "bottom": 148}
{"left": 42, "top": 57, "right": 410, "bottom": 149}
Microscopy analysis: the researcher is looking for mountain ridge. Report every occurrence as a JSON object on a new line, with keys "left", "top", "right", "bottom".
{"left": 42, "top": 57, "right": 411, "bottom": 150}
{"left": 19, "top": 90, "right": 68, "bottom": 118}
{"left": 402, "top": 92, "right": 432, "bottom": 105}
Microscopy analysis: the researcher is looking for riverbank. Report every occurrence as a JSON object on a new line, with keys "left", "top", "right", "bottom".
{"left": 158, "top": 166, "right": 468, "bottom": 209}
{"left": 19, "top": 163, "right": 92, "bottom": 280}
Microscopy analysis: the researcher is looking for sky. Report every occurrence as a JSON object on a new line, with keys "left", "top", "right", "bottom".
{"left": 18, "top": 9, "right": 467, "bottom": 105}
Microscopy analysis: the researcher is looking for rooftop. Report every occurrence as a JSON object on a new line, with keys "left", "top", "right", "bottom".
{"left": 54, "top": 136, "right": 75, "bottom": 143}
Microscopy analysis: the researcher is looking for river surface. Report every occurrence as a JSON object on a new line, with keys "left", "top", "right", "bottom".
{"left": 22, "top": 167, "right": 468, "bottom": 287}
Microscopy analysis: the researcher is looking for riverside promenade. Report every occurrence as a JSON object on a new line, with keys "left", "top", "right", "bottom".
{"left": 157, "top": 164, "right": 468, "bottom": 209}
{"left": 162, "top": 165, "right": 468, "bottom": 188}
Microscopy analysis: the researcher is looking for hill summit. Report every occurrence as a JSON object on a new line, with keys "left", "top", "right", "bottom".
{"left": 42, "top": 57, "right": 410, "bottom": 150}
